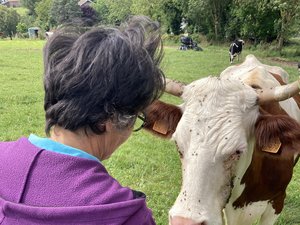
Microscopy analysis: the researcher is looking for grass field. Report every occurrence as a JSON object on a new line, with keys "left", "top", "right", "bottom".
{"left": 0, "top": 39, "right": 299, "bottom": 225}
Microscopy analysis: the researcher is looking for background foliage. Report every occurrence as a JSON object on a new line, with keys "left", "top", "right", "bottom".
{"left": 0, "top": 0, "right": 299, "bottom": 51}
{"left": 0, "top": 5, "right": 20, "bottom": 39}
{"left": 49, "top": 0, "right": 82, "bottom": 26}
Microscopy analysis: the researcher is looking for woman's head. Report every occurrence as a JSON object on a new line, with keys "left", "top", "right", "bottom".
{"left": 43, "top": 16, "right": 165, "bottom": 135}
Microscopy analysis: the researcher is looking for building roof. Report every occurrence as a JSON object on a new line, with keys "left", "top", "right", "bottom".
{"left": 1, "top": 0, "right": 21, "bottom": 7}
{"left": 1, "top": 0, "right": 20, "bottom": 3}
{"left": 78, "top": 0, "right": 92, "bottom": 6}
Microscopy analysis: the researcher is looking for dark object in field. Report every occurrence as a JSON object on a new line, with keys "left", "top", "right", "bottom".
{"left": 179, "top": 36, "right": 203, "bottom": 51}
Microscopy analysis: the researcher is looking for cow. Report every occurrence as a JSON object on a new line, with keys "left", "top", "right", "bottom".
{"left": 142, "top": 54, "right": 300, "bottom": 225}
{"left": 229, "top": 39, "right": 245, "bottom": 64}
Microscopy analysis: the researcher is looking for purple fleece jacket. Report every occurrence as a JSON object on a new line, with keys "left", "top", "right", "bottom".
{"left": 0, "top": 137, "right": 156, "bottom": 225}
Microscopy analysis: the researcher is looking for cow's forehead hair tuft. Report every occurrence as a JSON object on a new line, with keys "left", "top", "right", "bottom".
{"left": 173, "top": 76, "right": 259, "bottom": 157}
{"left": 182, "top": 76, "right": 257, "bottom": 104}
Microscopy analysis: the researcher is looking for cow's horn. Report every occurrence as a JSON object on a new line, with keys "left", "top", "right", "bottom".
{"left": 165, "top": 78, "right": 185, "bottom": 97}
{"left": 257, "top": 79, "right": 300, "bottom": 104}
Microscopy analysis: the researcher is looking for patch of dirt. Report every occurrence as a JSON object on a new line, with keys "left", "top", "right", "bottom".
{"left": 267, "top": 57, "right": 299, "bottom": 68}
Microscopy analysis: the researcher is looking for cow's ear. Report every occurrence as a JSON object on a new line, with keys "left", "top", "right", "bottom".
{"left": 143, "top": 100, "right": 182, "bottom": 139}
{"left": 255, "top": 113, "right": 300, "bottom": 156}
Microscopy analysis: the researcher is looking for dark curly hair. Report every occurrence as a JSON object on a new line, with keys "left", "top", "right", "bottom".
{"left": 43, "top": 16, "right": 165, "bottom": 135}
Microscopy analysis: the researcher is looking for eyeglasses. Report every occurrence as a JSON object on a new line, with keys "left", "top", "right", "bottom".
{"left": 133, "top": 112, "right": 146, "bottom": 132}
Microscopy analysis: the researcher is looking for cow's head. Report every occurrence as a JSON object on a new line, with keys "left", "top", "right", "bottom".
{"left": 174, "top": 77, "right": 259, "bottom": 225}
{"left": 143, "top": 55, "right": 300, "bottom": 225}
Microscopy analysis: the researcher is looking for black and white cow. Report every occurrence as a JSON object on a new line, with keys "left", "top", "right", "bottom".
{"left": 229, "top": 39, "right": 245, "bottom": 64}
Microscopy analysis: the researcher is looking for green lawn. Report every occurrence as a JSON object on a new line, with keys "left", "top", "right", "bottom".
{"left": 0, "top": 40, "right": 299, "bottom": 225}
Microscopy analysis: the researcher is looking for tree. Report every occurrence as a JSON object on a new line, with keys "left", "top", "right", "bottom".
{"left": 50, "top": 0, "right": 82, "bottom": 26}
{"left": 130, "top": 0, "right": 164, "bottom": 21}
{"left": 90, "top": 0, "right": 299, "bottom": 46}
{"left": 35, "top": 0, "right": 53, "bottom": 30}
{"left": 92, "top": 0, "right": 109, "bottom": 23}
{"left": 131, "top": 0, "right": 187, "bottom": 34}
{"left": 93, "top": 0, "right": 132, "bottom": 24}
{"left": 225, "top": 0, "right": 280, "bottom": 43}
{"left": 187, "top": 0, "right": 231, "bottom": 40}
{"left": 16, "top": 22, "right": 27, "bottom": 33}
{"left": 107, "top": 0, "right": 132, "bottom": 24}
{"left": 81, "top": 4, "right": 99, "bottom": 26}
{"left": 162, "top": 0, "right": 183, "bottom": 35}
{"left": 21, "top": 0, "right": 42, "bottom": 16}
{"left": 273, "top": 0, "right": 300, "bottom": 50}
{"left": 0, "top": 6, "right": 20, "bottom": 39}
{"left": 19, "top": 14, "right": 36, "bottom": 32}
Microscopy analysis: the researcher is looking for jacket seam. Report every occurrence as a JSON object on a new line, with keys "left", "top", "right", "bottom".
{"left": 17, "top": 149, "right": 44, "bottom": 203}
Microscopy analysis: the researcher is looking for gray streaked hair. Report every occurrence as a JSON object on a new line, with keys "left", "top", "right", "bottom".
{"left": 43, "top": 16, "right": 165, "bottom": 135}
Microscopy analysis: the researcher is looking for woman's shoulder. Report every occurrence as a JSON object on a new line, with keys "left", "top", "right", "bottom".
{"left": 23, "top": 148, "right": 134, "bottom": 206}
{"left": 0, "top": 137, "right": 155, "bottom": 224}
{"left": 0, "top": 136, "right": 133, "bottom": 207}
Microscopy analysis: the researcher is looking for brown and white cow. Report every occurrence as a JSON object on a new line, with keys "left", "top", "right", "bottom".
{"left": 143, "top": 55, "right": 300, "bottom": 225}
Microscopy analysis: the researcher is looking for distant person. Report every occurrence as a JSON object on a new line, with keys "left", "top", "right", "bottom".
{"left": 0, "top": 16, "right": 165, "bottom": 225}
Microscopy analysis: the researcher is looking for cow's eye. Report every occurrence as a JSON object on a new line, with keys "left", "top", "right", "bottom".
{"left": 251, "top": 84, "right": 261, "bottom": 89}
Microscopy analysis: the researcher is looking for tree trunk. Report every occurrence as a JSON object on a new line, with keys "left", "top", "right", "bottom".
{"left": 277, "top": 34, "right": 284, "bottom": 50}
{"left": 214, "top": 18, "right": 219, "bottom": 40}
{"left": 277, "top": 11, "right": 286, "bottom": 51}
{"left": 277, "top": 7, "right": 293, "bottom": 51}
{"left": 212, "top": 0, "right": 220, "bottom": 40}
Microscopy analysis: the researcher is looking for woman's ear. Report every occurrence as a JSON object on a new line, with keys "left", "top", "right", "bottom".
{"left": 103, "top": 120, "right": 125, "bottom": 133}
{"left": 99, "top": 119, "right": 110, "bottom": 133}
{"left": 96, "top": 123, "right": 107, "bottom": 133}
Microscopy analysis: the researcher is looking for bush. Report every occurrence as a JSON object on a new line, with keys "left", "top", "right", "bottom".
{"left": 189, "top": 33, "right": 209, "bottom": 46}
{"left": 295, "top": 48, "right": 300, "bottom": 57}
{"left": 15, "top": 32, "right": 29, "bottom": 38}
{"left": 280, "top": 48, "right": 300, "bottom": 58}
{"left": 0, "top": 6, "right": 20, "bottom": 39}
{"left": 162, "top": 34, "right": 180, "bottom": 44}
{"left": 16, "top": 22, "right": 27, "bottom": 34}
{"left": 38, "top": 31, "right": 46, "bottom": 40}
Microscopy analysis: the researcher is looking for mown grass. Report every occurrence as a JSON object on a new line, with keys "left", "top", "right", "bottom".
{"left": 0, "top": 40, "right": 299, "bottom": 225}
{"left": 0, "top": 40, "right": 45, "bottom": 140}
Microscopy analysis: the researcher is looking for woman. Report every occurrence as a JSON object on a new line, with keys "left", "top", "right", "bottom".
{"left": 0, "top": 16, "right": 164, "bottom": 225}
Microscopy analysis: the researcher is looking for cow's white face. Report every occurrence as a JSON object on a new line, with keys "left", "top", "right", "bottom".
{"left": 169, "top": 77, "right": 260, "bottom": 224}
